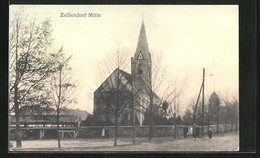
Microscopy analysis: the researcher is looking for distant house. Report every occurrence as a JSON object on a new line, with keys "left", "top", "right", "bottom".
{"left": 9, "top": 115, "right": 79, "bottom": 127}
{"left": 11, "top": 106, "right": 88, "bottom": 126}
{"left": 93, "top": 21, "right": 161, "bottom": 126}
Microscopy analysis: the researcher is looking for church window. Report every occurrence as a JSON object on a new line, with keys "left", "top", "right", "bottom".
{"left": 138, "top": 51, "right": 143, "bottom": 59}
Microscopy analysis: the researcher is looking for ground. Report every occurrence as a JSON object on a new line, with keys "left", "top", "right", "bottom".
{"left": 10, "top": 132, "right": 239, "bottom": 152}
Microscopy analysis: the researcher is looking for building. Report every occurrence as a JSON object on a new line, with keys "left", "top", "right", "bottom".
{"left": 94, "top": 21, "right": 161, "bottom": 126}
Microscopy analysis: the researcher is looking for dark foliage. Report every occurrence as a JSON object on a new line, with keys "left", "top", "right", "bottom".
{"left": 81, "top": 114, "right": 113, "bottom": 126}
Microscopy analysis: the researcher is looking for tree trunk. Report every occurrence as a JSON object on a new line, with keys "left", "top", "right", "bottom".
{"left": 174, "top": 114, "right": 177, "bottom": 138}
{"left": 207, "top": 114, "right": 210, "bottom": 133}
{"left": 57, "top": 106, "right": 61, "bottom": 148}
{"left": 114, "top": 113, "right": 118, "bottom": 146}
{"left": 235, "top": 120, "right": 238, "bottom": 131}
{"left": 148, "top": 95, "right": 153, "bottom": 141}
{"left": 14, "top": 17, "right": 22, "bottom": 148}
{"left": 114, "top": 68, "right": 120, "bottom": 146}
{"left": 132, "top": 96, "right": 136, "bottom": 144}
{"left": 173, "top": 95, "right": 177, "bottom": 138}
{"left": 216, "top": 114, "right": 219, "bottom": 134}
{"left": 224, "top": 119, "right": 227, "bottom": 132}
{"left": 57, "top": 67, "right": 62, "bottom": 149}
{"left": 231, "top": 121, "right": 233, "bottom": 132}
{"left": 14, "top": 85, "right": 22, "bottom": 147}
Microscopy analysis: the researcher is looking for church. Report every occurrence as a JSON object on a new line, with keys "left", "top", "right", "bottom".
{"left": 93, "top": 21, "right": 161, "bottom": 126}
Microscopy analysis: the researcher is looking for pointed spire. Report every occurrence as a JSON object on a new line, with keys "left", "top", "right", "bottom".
{"left": 142, "top": 11, "right": 144, "bottom": 22}
{"left": 134, "top": 20, "right": 151, "bottom": 60}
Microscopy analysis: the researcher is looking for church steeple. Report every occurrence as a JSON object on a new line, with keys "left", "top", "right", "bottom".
{"left": 134, "top": 20, "right": 151, "bottom": 60}
{"left": 131, "top": 20, "right": 152, "bottom": 126}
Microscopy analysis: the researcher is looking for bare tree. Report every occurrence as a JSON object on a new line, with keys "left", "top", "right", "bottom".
{"left": 182, "top": 109, "right": 193, "bottom": 125}
{"left": 134, "top": 52, "right": 187, "bottom": 140}
{"left": 95, "top": 43, "right": 130, "bottom": 85}
{"left": 46, "top": 52, "right": 78, "bottom": 149}
{"left": 232, "top": 96, "right": 239, "bottom": 131}
{"left": 221, "top": 94, "right": 239, "bottom": 132}
{"left": 184, "top": 96, "right": 203, "bottom": 125}
{"left": 9, "top": 10, "right": 62, "bottom": 147}
{"left": 94, "top": 44, "right": 133, "bottom": 146}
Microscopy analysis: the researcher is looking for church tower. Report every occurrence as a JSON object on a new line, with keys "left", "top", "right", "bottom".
{"left": 131, "top": 20, "right": 152, "bottom": 126}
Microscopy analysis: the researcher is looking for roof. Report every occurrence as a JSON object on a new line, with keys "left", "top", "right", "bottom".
{"left": 94, "top": 68, "right": 132, "bottom": 94}
{"left": 94, "top": 68, "right": 161, "bottom": 103}
{"left": 9, "top": 115, "right": 78, "bottom": 124}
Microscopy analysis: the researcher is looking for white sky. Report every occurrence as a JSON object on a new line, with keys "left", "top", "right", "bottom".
{"left": 10, "top": 5, "right": 239, "bottom": 115}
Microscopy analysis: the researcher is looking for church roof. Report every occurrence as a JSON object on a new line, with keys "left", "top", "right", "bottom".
{"left": 134, "top": 20, "right": 151, "bottom": 60}
{"left": 94, "top": 68, "right": 132, "bottom": 94}
{"left": 94, "top": 68, "right": 161, "bottom": 103}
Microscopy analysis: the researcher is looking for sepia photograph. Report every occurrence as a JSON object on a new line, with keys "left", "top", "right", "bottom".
{"left": 9, "top": 5, "right": 239, "bottom": 152}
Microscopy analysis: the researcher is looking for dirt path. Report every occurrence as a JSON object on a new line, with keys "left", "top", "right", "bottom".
{"left": 10, "top": 132, "right": 239, "bottom": 152}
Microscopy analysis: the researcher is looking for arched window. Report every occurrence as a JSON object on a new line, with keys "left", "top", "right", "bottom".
{"left": 138, "top": 64, "right": 142, "bottom": 74}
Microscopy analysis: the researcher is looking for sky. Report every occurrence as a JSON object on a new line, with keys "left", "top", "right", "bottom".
{"left": 10, "top": 5, "right": 239, "bottom": 115}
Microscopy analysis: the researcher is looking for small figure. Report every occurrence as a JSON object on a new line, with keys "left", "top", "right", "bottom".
{"left": 193, "top": 124, "right": 200, "bottom": 140}
{"left": 101, "top": 128, "right": 105, "bottom": 137}
{"left": 183, "top": 126, "right": 188, "bottom": 139}
{"left": 208, "top": 129, "right": 212, "bottom": 139}
{"left": 105, "top": 128, "right": 109, "bottom": 138}
{"left": 195, "top": 127, "right": 200, "bottom": 138}
{"left": 188, "top": 126, "right": 193, "bottom": 136}
{"left": 76, "top": 116, "right": 81, "bottom": 129}
{"left": 172, "top": 125, "right": 176, "bottom": 138}
{"left": 9, "top": 142, "right": 13, "bottom": 147}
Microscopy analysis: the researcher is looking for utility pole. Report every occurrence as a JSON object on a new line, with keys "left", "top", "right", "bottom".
{"left": 202, "top": 68, "right": 205, "bottom": 137}
{"left": 193, "top": 82, "right": 203, "bottom": 123}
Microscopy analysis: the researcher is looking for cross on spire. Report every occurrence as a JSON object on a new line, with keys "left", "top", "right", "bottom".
{"left": 142, "top": 11, "right": 144, "bottom": 22}
{"left": 209, "top": 72, "right": 215, "bottom": 91}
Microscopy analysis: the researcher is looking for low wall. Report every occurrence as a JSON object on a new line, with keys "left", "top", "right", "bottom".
{"left": 78, "top": 124, "right": 238, "bottom": 138}
{"left": 10, "top": 124, "right": 238, "bottom": 140}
